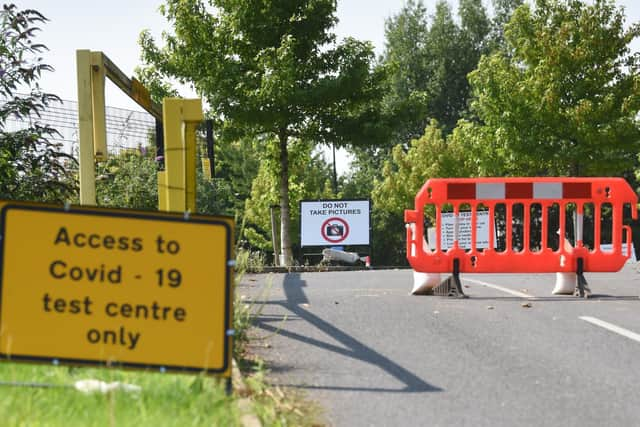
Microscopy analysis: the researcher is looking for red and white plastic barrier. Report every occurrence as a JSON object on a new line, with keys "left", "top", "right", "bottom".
{"left": 405, "top": 177, "right": 637, "bottom": 296}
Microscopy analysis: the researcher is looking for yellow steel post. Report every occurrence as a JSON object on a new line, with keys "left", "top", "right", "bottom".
{"left": 184, "top": 123, "right": 198, "bottom": 212}
{"left": 157, "top": 171, "right": 168, "bottom": 211}
{"left": 161, "top": 99, "right": 184, "bottom": 212}
{"left": 76, "top": 49, "right": 96, "bottom": 206}
{"left": 90, "top": 52, "right": 107, "bottom": 161}
{"left": 161, "top": 99, "right": 203, "bottom": 212}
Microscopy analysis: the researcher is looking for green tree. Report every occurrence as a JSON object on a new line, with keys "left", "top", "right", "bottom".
{"left": 140, "top": 0, "right": 380, "bottom": 265}
{"left": 243, "top": 138, "right": 334, "bottom": 260}
{"left": 456, "top": 0, "right": 491, "bottom": 108}
{"left": 466, "top": 0, "right": 640, "bottom": 176}
{"left": 429, "top": 0, "right": 491, "bottom": 130}
{"left": 380, "top": 0, "right": 491, "bottom": 141}
{"left": 0, "top": 4, "right": 76, "bottom": 202}
{"left": 426, "top": 1, "right": 464, "bottom": 131}
{"left": 380, "top": 0, "right": 431, "bottom": 144}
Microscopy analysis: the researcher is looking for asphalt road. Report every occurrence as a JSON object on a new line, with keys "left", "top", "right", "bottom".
{"left": 240, "top": 264, "right": 640, "bottom": 427}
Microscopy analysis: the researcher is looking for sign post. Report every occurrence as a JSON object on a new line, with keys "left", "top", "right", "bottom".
{"left": 0, "top": 202, "right": 233, "bottom": 376}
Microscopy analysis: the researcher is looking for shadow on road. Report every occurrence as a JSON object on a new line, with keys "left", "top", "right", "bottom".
{"left": 253, "top": 273, "right": 442, "bottom": 393}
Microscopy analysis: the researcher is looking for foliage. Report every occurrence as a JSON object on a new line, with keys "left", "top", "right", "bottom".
{"left": 340, "top": 145, "right": 392, "bottom": 200}
{"left": 466, "top": 0, "right": 640, "bottom": 176}
{"left": 93, "top": 139, "right": 245, "bottom": 217}
{"left": 235, "top": 247, "right": 267, "bottom": 274}
{"left": 200, "top": 136, "right": 262, "bottom": 217}
{"left": 140, "top": 0, "right": 382, "bottom": 265}
{"left": 445, "top": 119, "right": 500, "bottom": 176}
{"left": 0, "top": 4, "right": 76, "bottom": 202}
{"left": 94, "top": 146, "right": 158, "bottom": 210}
{"left": 371, "top": 120, "right": 471, "bottom": 265}
{"left": 134, "top": 63, "right": 179, "bottom": 104}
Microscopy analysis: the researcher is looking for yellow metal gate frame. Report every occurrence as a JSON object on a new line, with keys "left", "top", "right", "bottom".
{"left": 76, "top": 49, "right": 202, "bottom": 213}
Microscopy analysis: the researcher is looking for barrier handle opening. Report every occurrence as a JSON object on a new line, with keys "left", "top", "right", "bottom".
{"left": 623, "top": 225, "right": 633, "bottom": 258}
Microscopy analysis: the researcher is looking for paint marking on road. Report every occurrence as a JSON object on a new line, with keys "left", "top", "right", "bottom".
{"left": 463, "top": 278, "right": 533, "bottom": 299}
{"left": 579, "top": 316, "right": 640, "bottom": 343}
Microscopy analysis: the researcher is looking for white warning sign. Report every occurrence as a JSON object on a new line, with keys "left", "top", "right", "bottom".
{"left": 300, "top": 200, "right": 370, "bottom": 246}
{"left": 439, "top": 211, "right": 492, "bottom": 249}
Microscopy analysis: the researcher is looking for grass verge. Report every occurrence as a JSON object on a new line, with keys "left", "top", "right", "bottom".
{"left": 0, "top": 363, "right": 237, "bottom": 427}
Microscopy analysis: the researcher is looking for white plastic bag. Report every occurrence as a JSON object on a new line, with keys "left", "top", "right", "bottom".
{"left": 74, "top": 379, "right": 141, "bottom": 394}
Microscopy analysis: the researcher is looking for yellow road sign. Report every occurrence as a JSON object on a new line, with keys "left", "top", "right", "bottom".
{"left": 0, "top": 202, "right": 233, "bottom": 376}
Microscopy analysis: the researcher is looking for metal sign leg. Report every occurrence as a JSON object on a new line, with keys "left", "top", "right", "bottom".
{"left": 225, "top": 377, "right": 233, "bottom": 396}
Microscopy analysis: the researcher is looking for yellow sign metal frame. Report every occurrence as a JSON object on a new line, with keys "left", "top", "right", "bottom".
{"left": 0, "top": 201, "right": 233, "bottom": 376}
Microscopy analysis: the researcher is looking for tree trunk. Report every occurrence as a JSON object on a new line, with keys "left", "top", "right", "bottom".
{"left": 278, "top": 130, "right": 294, "bottom": 266}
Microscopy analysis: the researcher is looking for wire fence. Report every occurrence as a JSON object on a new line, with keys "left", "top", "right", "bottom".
{"left": 1, "top": 95, "right": 157, "bottom": 157}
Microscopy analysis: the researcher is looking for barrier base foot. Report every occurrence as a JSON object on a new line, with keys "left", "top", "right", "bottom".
{"left": 574, "top": 273, "right": 592, "bottom": 299}
{"left": 433, "top": 259, "right": 467, "bottom": 298}
{"left": 574, "top": 258, "right": 591, "bottom": 298}
{"left": 432, "top": 276, "right": 466, "bottom": 298}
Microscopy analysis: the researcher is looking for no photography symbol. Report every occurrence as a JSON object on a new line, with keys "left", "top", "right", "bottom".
{"left": 321, "top": 217, "right": 349, "bottom": 243}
